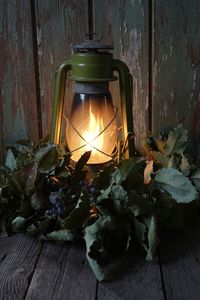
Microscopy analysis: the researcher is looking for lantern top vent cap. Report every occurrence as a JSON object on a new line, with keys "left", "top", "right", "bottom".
{"left": 73, "top": 33, "right": 114, "bottom": 52}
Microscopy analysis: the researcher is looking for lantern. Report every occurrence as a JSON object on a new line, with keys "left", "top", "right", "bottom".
{"left": 50, "top": 34, "right": 134, "bottom": 164}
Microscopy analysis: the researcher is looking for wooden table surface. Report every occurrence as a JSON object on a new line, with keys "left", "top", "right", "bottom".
{"left": 0, "top": 230, "right": 200, "bottom": 300}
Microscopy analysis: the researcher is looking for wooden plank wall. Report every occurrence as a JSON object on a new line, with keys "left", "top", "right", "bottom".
{"left": 0, "top": 0, "right": 200, "bottom": 162}
{"left": 0, "top": 0, "right": 40, "bottom": 162}
{"left": 152, "top": 0, "right": 200, "bottom": 161}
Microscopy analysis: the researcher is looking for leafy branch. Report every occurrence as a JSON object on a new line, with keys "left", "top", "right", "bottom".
{"left": 0, "top": 125, "right": 200, "bottom": 281}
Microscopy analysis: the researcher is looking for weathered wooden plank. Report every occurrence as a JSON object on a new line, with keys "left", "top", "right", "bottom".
{"left": 25, "top": 241, "right": 97, "bottom": 300}
{"left": 153, "top": 0, "right": 200, "bottom": 157}
{"left": 35, "top": 0, "right": 88, "bottom": 138}
{"left": 93, "top": 0, "right": 150, "bottom": 153}
{"left": 0, "top": 234, "right": 42, "bottom": 300}
{"left": 97, "top": 250, "right": 165, "bottom": 300}
{"left": 0, "top": 0, "right": 40, "bottom": 162}
{"left": 159, "top": 230, "right": 200, "bottom": 300}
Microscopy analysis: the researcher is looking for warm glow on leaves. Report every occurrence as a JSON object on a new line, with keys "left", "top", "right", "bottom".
{"left": 143, "top": 137, "right": 165, "bottom": 161}
{"left": 144, "top": 160, "right": 154, "bottom": 184}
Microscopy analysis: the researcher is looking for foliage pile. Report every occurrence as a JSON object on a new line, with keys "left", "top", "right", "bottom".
{"left": 0, "top": 125, "right": 200, "bottom": 281}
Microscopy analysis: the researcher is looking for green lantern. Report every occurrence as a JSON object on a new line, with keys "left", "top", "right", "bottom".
{"left": 50, "top": 34, "right": 134, "bottom": 164}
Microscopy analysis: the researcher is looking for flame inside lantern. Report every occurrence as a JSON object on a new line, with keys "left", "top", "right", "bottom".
{"left": 66, "top": 92, "right": 117, "bottom": 164}
{"left": 83, "top": 106, "right": 104, "bottom": 152}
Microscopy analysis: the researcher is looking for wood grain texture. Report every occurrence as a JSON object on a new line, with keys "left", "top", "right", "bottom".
{"left": 159, "top": 230, "right": 200, "bottom": 300}
{"left": 152, "top": 0, "right": 200, "bottom": 149}
{"left": 0, "top": 234, "right": 42, "bottom": 300}
{"left": 97, "top": 251, "right": 164, "bottom": 300}
{"left": 0, "top": 0, "right": 39, "bottom": 162}
{"left": 25, "top": 242, "right": 97, "bottom": 300}
{"left": 35, "top": 0, "right": 88, "bottom": 138}
{"left": 93, "top": 0, "right": 150, "bottom": 153}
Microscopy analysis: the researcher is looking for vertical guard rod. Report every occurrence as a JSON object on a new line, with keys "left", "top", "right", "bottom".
{"left": 50, "top": 59, "right": 71, "bottom": 144}
{"left": 112, "top": 59, "right": 134, "bottom": 158}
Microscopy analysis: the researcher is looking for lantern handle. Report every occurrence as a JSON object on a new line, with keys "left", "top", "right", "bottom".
{"left": 50, "top": 59, "right": 71, "bottom": 144}
{"left": 112, "top": 59, "right": 134, "bottom": 158}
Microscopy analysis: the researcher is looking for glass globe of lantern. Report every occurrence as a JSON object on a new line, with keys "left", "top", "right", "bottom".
{"left": 66, "top": 82, "right": 117, "bottom": 164}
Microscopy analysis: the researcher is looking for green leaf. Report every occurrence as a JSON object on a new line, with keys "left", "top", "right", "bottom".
{"left": 40, "top": 229, "right": 74, "bottom": 242}
{"left": 179, "top": 154, "right": 191, "bottom": 176}
{"left": 111, "top": 157, "right": 141, "bottom": 185}
{"left": 35, "top": 145, "right": 58, "bottom": 173}
{"left": 134, "top": 218, "right": 147, "bottom": 250}
{"left": 20, "top": 197, "right": 33, "bottom": 217}
{"left": 74, "top": 151, "right": 91, "bottom": 173}
{"left": 164, "top": 124, "right": 187, "bottom": 156}
{"left": 18, "top": 162, "right": 38, "bottom": 195}
{"left": 97, "top": 186, "right": 112, "bottom": 203}
{"left": 127, "top": 191, "right": 153, "bottom": 217}
{"left": 5, "top": 149, "right": 17, "bottom": 171}
{"left": 124, "top": 160, "right": 147, "bottom": 191}
{"left": 9, "top": 173, "right": 24, "bottom": 195}
{"left": 12, "top": 216, "right": 26, "bottom": 232}
{"left": 31, "top": 190, "right": 49, "bottom": 210}
{"left": 111, "top": 185, "right": 128, "bottom": 211}
{"left": 93, "top": 164, "right": 114, "bottom": 190}
{"left": 146, "top": 215, "right": 159, "bottom": 261}
{"left": 55, "top": 153, "right": 71, "bottom": 177}
{"left": 151, "top": 151, "right": 169, "bottom": 167}
{"left": 152, "top": 190, "right": 175, "bottom": 222}
{"left": 191, "top": 169, "right": 200, "bottom": 191}
{"left": 84, "top": 215, "right": 113, "bottom": 281}
{"left": 15, "top": 139, "right": 34, "bottom": 147}
{"left": 62, "top": 190, "right": 90, "bottom": 230}
{"left": 155, "top": 168, "right": 198, "bottom": 203}
{"left": 0, "top": 170, "right": 7, "bottom": 187}
{"left": 167, "top": 154, "right": 181, "bottom": 169}
{"left": 0, "top": 218, "right": 8, "bottom": 237}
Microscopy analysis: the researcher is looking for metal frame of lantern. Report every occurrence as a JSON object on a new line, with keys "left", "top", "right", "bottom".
{"left": 50, "top": 34, "right": 134, "bottom": 163}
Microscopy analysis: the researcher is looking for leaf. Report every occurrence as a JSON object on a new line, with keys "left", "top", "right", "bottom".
{"left": 20, "top": 197, "right": 33, "bottom": 217}
{"left": 155, "top": 168, "right": 198, "bottom": 203}
{"left": 0, "top": 218, "right": 8, "bottom": 237}
{"left": 134, "top": 218, "right": 147, "bottom": 251}
{"left": 191, "top": 169, "right": 200, "bottom": 191}
{"left": 0, "top": 171, "right": 6, "bottom": 187}
{"left": 144, "top": 160, "right": 154, "bottom": 184}
{"left": 93, "top": 164, "right": 114, "bottom": 190}
{"left": 151, "top": 152, "right": 168, "bottom": 167}
{"left": 18, "top": 162, "right": 38, "bottom": 195}
{"left": 55, "top": 154, "right": 71, "bottom": 177}
{"left": 12, "top": 216, "right": 26, "bottom": 232}
{"left": 5, "top": 149, "right": 17, "bottom": 171}
{"left": 40, "top": 230, "right": 74, "bottom": 242}
{"left": 111, "top": 157, "right": 141, "bottom": 185}
{"left": 62, "top": 190, "right": 90, "bottom": 230}
{"left": 146, "top": 215, "right": 159, "bottom": 261}
{"left": 9, "top": 173, "right": 24, "bottom": 195}
{"left": 152, "top": 190, "right": 175, "bottom": 222}
{"left": 15, "top": 139, "right": 34, "bottom": 147}
{"left": 84, "top": 215, "right": 113, "bottom": 281}
{"left": 124, "top": 160, "right": 147, "bottom": 191}
{"left": 31, "top": 190, "right": 49, "bottom": 210}
{"left": 164, "top": 124, "right": 187, "bottom": 156}
{"left": 179, "top": 154, "right": 191, "bottom": 176}
{"left": 110, "top": 185, "right": 128, "bottom": 211}
{"left": 74, "top": 151, "right": 91, "bottom": 173}
{"left": 35, "top": 145, "right": 58, "bottom": 173}
{"left": 97, "top": 186, "right": 112, "bottom": 203}
{"left": 127, "top": 191, "right": 153, "bottom": 217}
